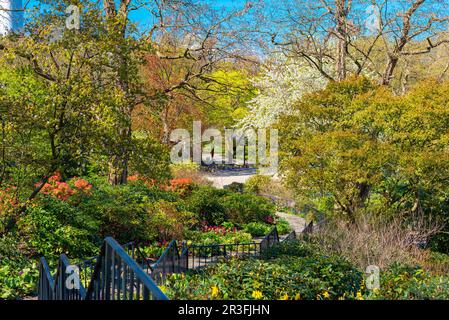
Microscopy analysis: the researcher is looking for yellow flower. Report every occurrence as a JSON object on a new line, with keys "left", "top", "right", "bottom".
{"left": 323, "top": 291, "right": 330, "bottom": 299}
{"left": 294, "top": 293, "right": 301, "bottom": 300}
{"left": 159, "top": 285, "right": 167, "bottom": 293}
{"left": 279, "top": 294, "right": 289, "bottom": 300}
{"left": 211, "top": 285, "right": 219, "bottom": 298}
{"left": 252, "top": 290, "right": 263, "bottom": 299}
{"left": 356, "top": 292, "right": 364, "bottom": 300}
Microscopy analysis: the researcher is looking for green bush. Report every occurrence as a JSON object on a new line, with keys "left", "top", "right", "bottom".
{"left": 182, "top": 186, "right": 229, "bottom": 225}
{"left": 224, "top": 182, "right": 245, "bottom": 193}
{"left": 76, "top": 181, "right": 182, "bottom": 244}
{"left": 0, "top": 236, "right": 39, "bottom": 299}
{"left": 221, "top": 192, "right": 275, "bottom": 225}
{"left": 183, "top": 186, "right": 276, "bottom": 226}
{"left": 366, "top": 263, "right": 449, "bottom": 300}
{"left": 19, "top": 206, "right": 99, "bottom": 259}
{"left": 163, "top": 241, "right": 363, "bottom": 300}
{"left": 245, "top": 175, "right": 272, "bottom": 194}
{"left": 243, "top": 222, "right": 272, "bottom": 237}
{"left": 185, "top": 229, "right": 253, "bottom": 246}
{"left": 275, "top": 218, "right": 292, "bottom": 235}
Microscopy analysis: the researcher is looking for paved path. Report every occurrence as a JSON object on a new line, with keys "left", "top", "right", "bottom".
{"left": 204, "top": 168, "right": 257, "bottom": 189}
{"left": 276, "top": 211, "right": 307, "bottom": 234}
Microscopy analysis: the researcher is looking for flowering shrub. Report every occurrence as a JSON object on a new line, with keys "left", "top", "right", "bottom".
{"left": 127, "top": 174, "right": 194, "bottom": 197}
{"left": 162, "top": 178, "right": 194, "bottom": 197}
{"left": 38, "top": 173, "right": 93, "bottom": 201}
{"left": 0, "top": 187, "right": 19, "bottom": 233}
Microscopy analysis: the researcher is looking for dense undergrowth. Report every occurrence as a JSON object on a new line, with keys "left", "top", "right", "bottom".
{"left": 163, "top": 241, "right": 449, "bottom": 300}
{"left": 0, "top": 173, "right": 287, "bottom": 299}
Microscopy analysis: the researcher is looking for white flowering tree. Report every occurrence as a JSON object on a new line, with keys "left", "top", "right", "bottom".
{"left": 239, "top": 57, "right": 328, "bottom": 129}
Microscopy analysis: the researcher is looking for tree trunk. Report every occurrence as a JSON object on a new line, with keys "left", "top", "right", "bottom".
{"left": 103, "top": 0, "right": 133, "bottom": 185}
{"left": 108, "top": 155, "right": 129, "bottom": 185}
{"left": 382, "top": 55, "right": 399, "bottom": 85}
{"left": 335, "top": 0, "right": 349, "bottom": 81}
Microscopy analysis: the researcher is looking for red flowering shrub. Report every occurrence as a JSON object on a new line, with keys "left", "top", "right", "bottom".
{"left": 127, "top": 173, "right": 194, "bottom": 197}
{"left": 265, "top": 215, "right": 275, "bottom": 224}
{"left": 40, "top": 173, "right": 74, "bottom": 201}
{"left": 127, "top": 174, "right": 140, "bottom": 182}
{"left": 200, "top": 223, "right": 237, "bottom": 236}
{"left": 0, "top": 187, "right": 19, "bottom": 227}
{"left": 163, "top": 178, "right": 194, "bottom": 196}
{"left": 38, "top": 173, "right": 93, "bottom": 201}
{"left": 72, "top": 178, "right": 93, "bottom": 194}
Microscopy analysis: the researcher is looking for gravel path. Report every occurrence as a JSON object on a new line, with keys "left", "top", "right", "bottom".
{"left": 276, "top": 211, "right": 307, "bottom": 234}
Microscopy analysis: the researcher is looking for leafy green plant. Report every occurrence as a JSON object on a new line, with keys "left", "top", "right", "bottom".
{"left": 163, "top": 241, "right": 363, "bottom": 300}
{"left": 275, "top": 218, "right": 293, "bottom": 235}
{"left": 366, "top": 263, "right": 449, "bottom": 300}
{"left": 245, "top": 175, "right": 272, "bottom": 194}
{"left": 183, "top": 187, "right": 229, "bottom": 225}
{"left": 221, "top": 192, "right": 275, "bottom": 225}
{"left": 0, "top": 235, "right": 39, "bottom": 299}
{"left": 243, "top": 222, "right": 272, "bottom": 237}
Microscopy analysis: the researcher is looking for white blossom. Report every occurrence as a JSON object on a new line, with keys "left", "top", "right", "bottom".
{"left": 239, "top": 56, "right": 328, "bottom": 129}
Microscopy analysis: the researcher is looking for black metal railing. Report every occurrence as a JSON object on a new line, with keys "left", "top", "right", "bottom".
{"left": 38, "top": 237, "right": 168, "bottom": 300}
{"left": 260, "top": 226, "right": 280, "bottom": 252}
{"left": 38, "top": 254, "right": 86, "bottom": 300}
{"left": 186, "top": 241, "right": 260, "bottom": 270}
{"left": 38, "top": 224, "right": 309, "bottom": 299}
{"left": 151, "top": 240, "right": 188, "bottom": 284}
{"left": 140, "top": 226, "right": 299, "bottom": 284}
{"left": 283, "top": 230, "right": 297, "bottom": 242}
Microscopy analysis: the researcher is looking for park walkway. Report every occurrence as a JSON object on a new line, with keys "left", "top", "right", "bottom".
{"left": 276, "top": 211, "right": 307, "bottom": 235}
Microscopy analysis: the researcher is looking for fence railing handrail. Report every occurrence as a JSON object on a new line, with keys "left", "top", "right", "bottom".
{"left": 99, "top": 237, "right": 168, "bottom": 300}
{"left": 38, "top": 237, "right": 168, "bottom": 301}
{"left": 152, "top": 240, "right": 179, "bottom": 271}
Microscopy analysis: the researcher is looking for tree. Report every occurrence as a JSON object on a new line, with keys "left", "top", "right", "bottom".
{"left": 280, "top": 77, "right": 449, "bottom": 224}
{"left": 0, "top": 1, "right": 171, "bottom": 229}
{"left": 239, "top": 55, "right": 328, "bottom": 129}
{"left": 136, "top": 2, "right": 258, "bottom": 144}
{"left": 265, "top": 0, "right": 449, "bottom": 87}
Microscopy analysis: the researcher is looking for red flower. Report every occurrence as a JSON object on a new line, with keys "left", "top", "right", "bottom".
{"left": 127, "top": 174, "right": 140, "bottom": 182}
{"left": 265, "top": 215, "right": 274, "bottom": 224}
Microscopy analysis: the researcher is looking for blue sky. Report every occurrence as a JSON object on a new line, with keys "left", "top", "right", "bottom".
{"left": 25, "top": 0, "right": 250, "bottom": 28}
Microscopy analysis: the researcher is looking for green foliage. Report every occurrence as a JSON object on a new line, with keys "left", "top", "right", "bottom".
{"left": 280, "top": 77, "right": 449, "bottom": 247}
{"left": 243, "top": 222, "right": 272, "bottom": 237}
{"left": 201, "top": 68, "right": 256, "bottom": 128}
{"left": 185, "top": 229, "right": 253, "bottom": 247}
{"left": 275, "top": 218, "right": 293, "bottom": 235}
{"left": 0, "top": 236, "right": 39, "bottom": 299}
{"left": 163, "top": 241, "right": 363, "bottom": 300}
{"left": 367, "top": 264, "right": 449, "bottom": 300}
{"left": 183, "top": 186, "right": 276, "bottom": 226}
{"left": 220, "top": 192, "right": 275, "bottom": 225}
{"left": 245, "top": 175, "right": 272, "bottom": 194}
{"left": 20, "top": 203, "right": 98, "bottom": 260}
{"left": 223, "top": 182, "right": 245, "bottom": 193}
{"left": 128, "top": 134, "right": 172, "bottom": 181}
{"left": 183, "top": 187, "right": 229, "bottom": 225}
